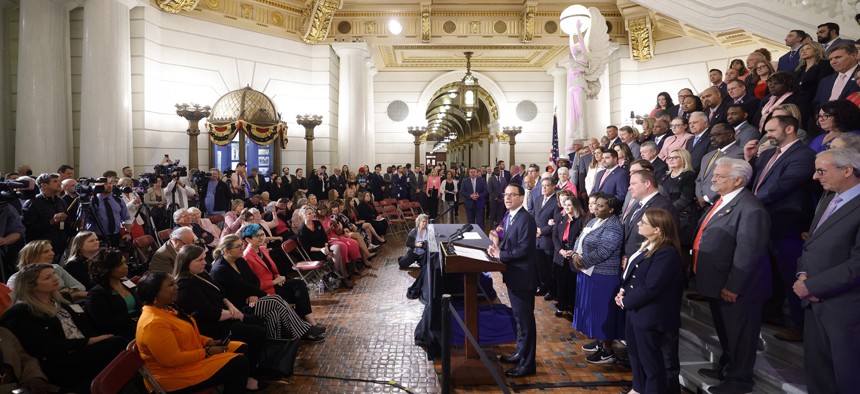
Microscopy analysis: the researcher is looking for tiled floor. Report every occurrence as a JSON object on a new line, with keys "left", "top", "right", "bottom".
{"left": 263, "top": 223, "right": 635, "bottom": 393}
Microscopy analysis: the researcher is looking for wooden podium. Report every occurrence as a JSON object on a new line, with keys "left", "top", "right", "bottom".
{"left": 440, "top": 241, "right": 506, "bottom": 386}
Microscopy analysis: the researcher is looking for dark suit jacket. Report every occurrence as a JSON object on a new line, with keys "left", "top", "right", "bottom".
{"left": 695, "top": 142, "right": 744, "bottom": 202}
{"left": 605, "top": 136, "right": 622, "bottom": 150}
{"left": 499, "top": 208, "right": 537, "bottom": 292}
{"left": 84, "top": 282, "right": 140, "bottom": 338}
{"left": 247, "top": 174, "right": 268, "bottom": 196}
{"left": 533, "top": 194, "right": 558, "bottom": 253}
{"left": 622, "top": 194, "right": 676, "bottom": 257}
{"left": 591, "top": 167, "right": 629, "bottom": 203}
{"left": 684, "top": 130, "right": 715, "bottom": 174}
{"left": 650, "top": 157, "right": 668, "bottom": 177}
{"left": 813, "top": 65, "right": 860, "bottom": 108}
{"left": 731, "top": 94, "right": 761, "bottom": 118}
{"left": 552, "top": 214, "right": 585, "bottom": 267}
{"left": 458, "top": 176, "right": 488, "bottom": 209}
{"left": 198, "top": 179, "right": 232, "bottom": 214}
{"left": 695, "top": 189, "right": 771, "bottom": 301}
{"left": 328, "top": 174, "right": 345, "bottom": 198}
{"left": 706, "top": 101, "right": 731, "bottom": 127}
{"left": 796, "top": 60, "right": 834, "bottom": 109}
{"left": 750, "top": 140, "right": 817, "bottom": 235}
{"left": 175, "top": 274, "right": 233, "bottom": 338}
{"left": 1, "top": 302, "right": 98, "bottom": 365}
{"left": 799, "top": 192, "right": 860, "bottom": 308}
{"left": 621, "top": 246, "right": 684, "bottom": 332}
{"left": 653, "top": 135, "right": 669, "bottom": 153}
{"left": 667, "top": 104, "right": 684, "bottom": 119}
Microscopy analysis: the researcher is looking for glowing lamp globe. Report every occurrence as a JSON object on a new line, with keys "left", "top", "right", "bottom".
{"left": 560, "top": 5, "right": 591, "bottom": 35}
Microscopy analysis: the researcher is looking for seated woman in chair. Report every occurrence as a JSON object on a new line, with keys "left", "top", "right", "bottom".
{"left": 213, "top": 234, "right": 325, "bottom": 342}
{"left": 84, "top": 248, "right": 141, "bottom": 339}
{"left": 297, "top": 206, "right": 352, "bottom": 289}
{"left": 172, "top": 244, "right": 267, "bottom": 385}
{"left": 64, "top": 231, "right": 100, "bottom": 290}
{"left": 7, "top": 240, "right": 87, "bottom": 301}
{"left": 136, "top": 271, "right": 255, "bottom": 392}
{"left": 1, "top": 264, "right": 126, "bottom": 393}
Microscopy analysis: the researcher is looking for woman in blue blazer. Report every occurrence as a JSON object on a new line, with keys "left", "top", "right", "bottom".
{"left": 615, "top": 208, "right": 684, "bottom": 394}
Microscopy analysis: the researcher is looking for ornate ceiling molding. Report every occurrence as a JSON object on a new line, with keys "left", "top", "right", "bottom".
{"left": 300, "top": 0, "right": 343, "bottom": 44}
{"left": 154, "top": 0, "right": 200, "bottom": 14}
{"left": 379, "top": 45, "right": 567, "bottom": 70}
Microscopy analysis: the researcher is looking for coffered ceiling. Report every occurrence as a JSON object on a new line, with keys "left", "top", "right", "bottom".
{"left": 157, "top": 0, "right": 784, "bottom": 71}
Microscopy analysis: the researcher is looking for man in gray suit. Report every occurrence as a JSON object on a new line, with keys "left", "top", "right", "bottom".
{"left": 619, "top": 126, "right": 641, "bottom": 159}
{"left": 695, "top": 123, "right": 745, "bottom": 209}
{"left": 726, "top": 104, "right": 761, "bottom": 147}
{"left": 794, "top": 148, "right": 860, "bottom": 394}
{"left": 694, "top": 158, "right": 771, "bottom": 394}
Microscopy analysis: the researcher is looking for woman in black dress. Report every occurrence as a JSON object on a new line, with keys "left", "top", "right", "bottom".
{"left": 297, "top": 206, "right": 353, "bottom": 288}
{"left": 659, "top": 148, "right": 698, "bottom": 260}
{"left": 356, "top": 190, "right": 388, "bottom": 243}
{"left": 84, "top": 248, "right": 140, "bottom": 339}
{"left": 292, "top": 168, "right": 309, "bottom": 196}
{"left": 551, "top": 190, "right": 585, "bottom": 319}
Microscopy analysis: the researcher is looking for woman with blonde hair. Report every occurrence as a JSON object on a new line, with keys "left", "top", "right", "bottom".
{"left": 658, "top": 149, "right": 698, "bottom": 259}
{"left": 795, "top": 41, "right": 834, "bottom": 105}
{"left": 2, "top": 263, "right": 126, "bottom": 392}
{"left": 64, "top": 231, "right": 100, "bottom": 289}
{"left": 7, "top": 240, "right": 86, "bottom": 301}
{"left": 584, "top": 147, "right": 604, "bottom": 195}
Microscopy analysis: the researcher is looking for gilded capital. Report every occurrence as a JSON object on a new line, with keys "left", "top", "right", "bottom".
{"left": 421, "top": 4, "right": 431, "bottom": 44}
{"left": 521, "top": 4, "right": 535, "bottom": 43}
{"left": 300, "top": 0, "right": 344, "bottom": 44}
{"left": 155, "top": 0, "right": 199, "bottom": 14}
{"left": 626, "top": 16, "right": 654, "bottom": 62}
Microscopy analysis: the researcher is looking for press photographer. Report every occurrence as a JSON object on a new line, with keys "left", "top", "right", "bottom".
{"left": 22, "top": 173, "right": 69, "bottom": 264}
{"left": 0, "top": 180, "right": 25, "bottom": 279}
{"left": 160, "top": 162, "right": 197, "bottom": 211}
{"left": 81, "top": 178, "right": 133, "bottom": 247}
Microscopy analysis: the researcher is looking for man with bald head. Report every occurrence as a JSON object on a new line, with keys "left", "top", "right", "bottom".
{"left": 701, "top": 86, "right": 730, "bottom": 127}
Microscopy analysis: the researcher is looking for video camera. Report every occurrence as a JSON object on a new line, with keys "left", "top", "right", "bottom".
{"left": 154, "top": 160, "right": 187, "bottom": 180}
{"left": 190, "top": 170, "right": 212, "bottom": 188}
{"left": 75, "top": 177, "right": 108, "bottom": 196}
{"left": 0, "top": 179, "right": 28, "bottom": 203}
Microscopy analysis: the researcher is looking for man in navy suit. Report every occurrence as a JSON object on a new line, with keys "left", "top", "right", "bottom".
{"left": 533, "top": 178, "right": 558, "bottom": 298}
{"left": 709, "top": 69, "right": 728, "bottom": 98}
{"left": 604, "top": 125, "right": 621, "bottom": 150}
{"left": 794, "top": 148, "right": 860, "bottom": 393}
{"left": 817, "top": 22, "right": 852, "bottom": 53}
{"left": 813, "top": 43, "right": 860, "bottom": 109}
{"left": 591, "top": 150, "right": 629, "bottom": 204}
{"left": 726, "top": 104, "right": 762, "bottom": 147}
{"left": 640, "top": 141, "right": 668, "bottom": 177}
{"left": 459, "top": 167, "right": 488, "bottom": 230}
{"left": 667, "top": 88, "right": 693, "bottom": 119}
{"left": 651, "top": 120, "right": 671, "bottom": 154}
{"left": 685, "top": 112, "right": 715, "bottom": 174}
{"left": 489, "top": 183, "right": 538, "bottom": 378}
{"left": 726, "top": 80, "right": 760, "bottom": 118}
{"left": 696, "top": 123, "right": 745, "bottom": 209}
{"left": 744, "top": 115, "right": 816, "bottom": 341}
{"left": 701, "top": 87, "right": 730, "bottom": 127}
{"left": 777, "top": 30, "right": 806, "bottom": 72}
{"left": 622, "top": 170, "right": 676, "bottom": 259}
{"left": 694, "top": 158, "right": 771, "bottom": 394}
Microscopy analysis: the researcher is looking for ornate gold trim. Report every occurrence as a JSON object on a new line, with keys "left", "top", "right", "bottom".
{"left": 497, "top": 131, "right": 510, "bottom": 142}
{"left": 627, "top": 16, "right": 653, "bottom": 62}
{"left": 155, "top": 0, "right": 200, "bottom": 14}
{"left": 241, "top": 3, "right": 253, "bottom": 19}
{"left": 421, "top": 4, "right": 431, "bottom": 43}
{"left": 271, "top": 11, "right": 283, "bottom": 26}
{"left": 205, "top": 0, "right": 219, "bottom": 10}
{"left": 300, "top": 0, "right": 343, "bottom": 44}
{"left": 521, "top": 4, "right": 535, "bottom": 43}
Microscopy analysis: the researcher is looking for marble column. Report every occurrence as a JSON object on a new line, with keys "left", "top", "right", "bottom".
{"left": 79, "top": 0, "right": 134, "bottom": 177}
{"left": 549, "top": 63, "right": 571, "bottom": 150}
{"left": 364, "top": 58, "right": 377, "bottom": 167}
{"left": 331, "top": 42, "right": 370, "bottom": 168}
{"left": 15, "top": 0, "right": 72, "bottom": 173}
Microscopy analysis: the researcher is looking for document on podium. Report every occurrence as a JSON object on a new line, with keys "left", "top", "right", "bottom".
{"left": 452, "top": 245, "right": 491, "bottom": 261}
{"left": 461, "top": 232, "right": 481, "bottom": 240}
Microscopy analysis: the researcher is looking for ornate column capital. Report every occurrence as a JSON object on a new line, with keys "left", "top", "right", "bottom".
{"left": 330, "top": 41, "right": 370, "bottom": 59}
{"left": 175, "top": 103, "right": 211, "bottom": 136}
{"left": 297, "top": 114, "right": 323, "bottom": 140}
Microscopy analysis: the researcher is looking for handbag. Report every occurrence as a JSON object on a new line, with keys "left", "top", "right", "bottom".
{"left": 428, "top": 188, "right": 438, "bottom": 199}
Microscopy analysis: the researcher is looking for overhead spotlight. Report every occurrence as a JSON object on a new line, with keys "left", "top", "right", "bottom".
{"left": 388, "top": 20, "right": 403, "bottom": 35}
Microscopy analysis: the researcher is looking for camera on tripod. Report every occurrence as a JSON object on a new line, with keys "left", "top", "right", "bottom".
{"left": 0, "top": 179, "right": 28, "bottom": 203}
{"left": 154, "top": 161, "right": 187, "bottom": 180}
{"left": 74, "top": 177, "right": 108, "bottom": 196}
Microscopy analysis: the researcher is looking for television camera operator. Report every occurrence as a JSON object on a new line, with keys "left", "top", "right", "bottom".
{"left": 197, "top": 168, "right": 231, "bottom": 216}
{"left": 163, "top": 172, "right": 196, "bottom": 211}
{"left": 80, "top": 178, "right": 133, "bottom": 247}
{"left": 0, "top": 180, "right": 25, "bottom": 280}
{"left": 22, "top": 173, "right": 71, "bottom": 264}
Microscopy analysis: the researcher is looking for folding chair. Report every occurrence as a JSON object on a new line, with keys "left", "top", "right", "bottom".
{"left": 207, "top": 214, "right": 225, "bottom": 227}
{"left": 91, "top": 340, "right": 164, "bottom": 394}
{"left": 383, "top": 205, "right": 408, "bottom": 237}
{"left": 132, "top": 235, "right": 156, "bottom": 268}
{"left": 281, "top": 240, "right": 327, "bottom": 289}
{"left": 157, "top": 229, "right": 171, "bottom": 242}
{"left": 410, "top": 201, "right": 425, "bottom": 215}
{"left": 398, "top": 202, "right": 417, "bottom": 227}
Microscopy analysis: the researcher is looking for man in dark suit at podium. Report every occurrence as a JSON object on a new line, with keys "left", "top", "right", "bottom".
{"left": 488, "top": 183, "right": 537, "bottom": 378}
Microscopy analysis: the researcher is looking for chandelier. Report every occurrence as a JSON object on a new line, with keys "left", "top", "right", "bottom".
{"left": 458, "top": 51, "right": 479, "bottom": 120}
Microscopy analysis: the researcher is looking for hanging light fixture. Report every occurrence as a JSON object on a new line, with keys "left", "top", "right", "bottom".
{"left": 458, "top": 51, "right": 479, "bottom": 115}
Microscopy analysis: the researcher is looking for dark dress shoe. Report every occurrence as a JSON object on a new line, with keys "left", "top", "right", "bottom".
{"left": 697, "top": 368, "right": 725, "bottom": 381}
{"left": 708, "top": 382, "right": 752, "bottom": 394}
{"left": 555, "top": 310, "right": 565, "bottom": 317}
{"left": 686, "top": 293, "right": 708, "bottom": 301}
{"left": 504, "top": 366, "right": 536, "bottom": 378}
{"left": 543, "top": 293, "right": 556, "bottom": 301}
{"left": 498, "top": 353, "right": 521, "bottom": 364}
{"left": 774, "top": 327, "right": 803, "bottom": 342}
{"left": 762, "top": 315, "right": 785, "bottom": 327}
{"left": 534, "top": 287, "right": 547, "bottom": 296}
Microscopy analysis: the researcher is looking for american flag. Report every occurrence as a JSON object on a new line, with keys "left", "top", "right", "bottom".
{"left": 549, "top": 113, "right": 559, "bottom": 170}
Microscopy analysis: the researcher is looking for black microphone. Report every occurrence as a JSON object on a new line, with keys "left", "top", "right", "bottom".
{"left": 449, "top": 223, "right": 473, "bottom": 239}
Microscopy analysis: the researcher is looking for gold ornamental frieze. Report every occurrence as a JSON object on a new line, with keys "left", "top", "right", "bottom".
{"left": 626, "top": 16, "right": 653, "bottom": 62}
{"left": 154, "top": 0, "right": 200, "bottom": 14}
{"left": 300, "top": 0, "right": 344, "bottom": 44}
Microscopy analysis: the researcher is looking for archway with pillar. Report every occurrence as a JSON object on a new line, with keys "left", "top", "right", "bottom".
{"left": 414, "top": 71, "right": 510, "bottom": 168}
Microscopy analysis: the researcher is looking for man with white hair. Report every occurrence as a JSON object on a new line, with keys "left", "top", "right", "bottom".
{"left": 149, "top": 226, "right": 195, "bottom": 274}
{"left": 685, "top": 112, "right": 715, "bottom": 173}
{"left": 693, "top": 157, "right": 771, "bottom": 394}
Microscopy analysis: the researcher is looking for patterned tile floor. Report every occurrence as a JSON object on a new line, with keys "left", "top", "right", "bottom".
{"left": 262, "top": 224, "right": 638, "bottom": 393}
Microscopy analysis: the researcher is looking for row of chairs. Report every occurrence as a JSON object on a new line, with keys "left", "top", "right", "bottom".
{"left": 372, "top": 199, "right": 424, "bottom": 237}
